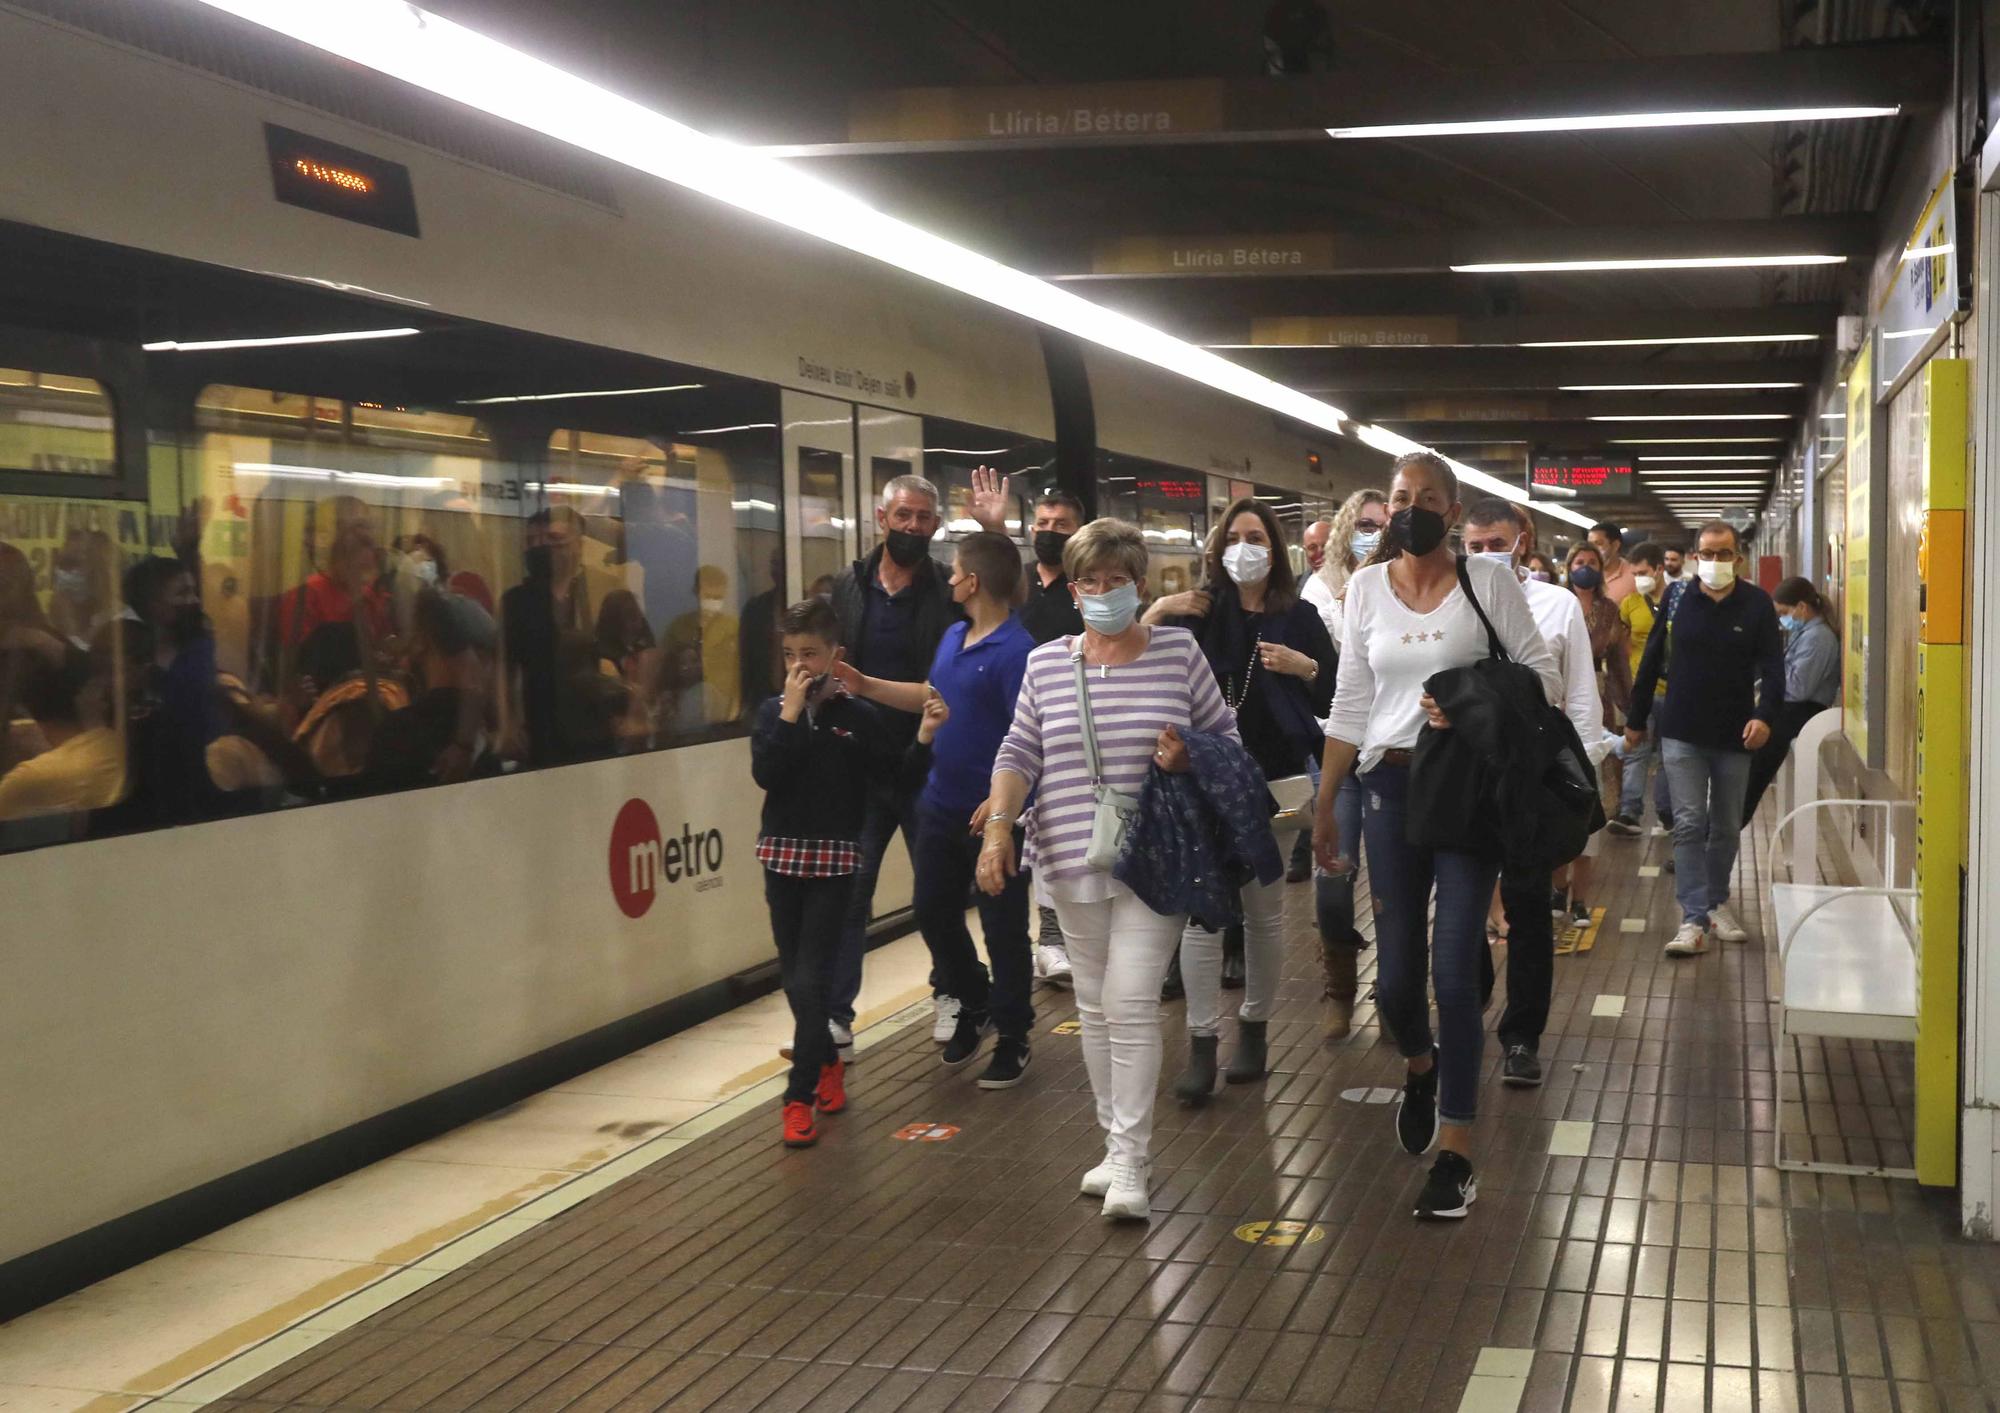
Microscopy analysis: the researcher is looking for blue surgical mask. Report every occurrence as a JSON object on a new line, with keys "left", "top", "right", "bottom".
{"left": 1779, "top": 614, "right": 1799, "bottom": 634}
{"left": 1350, "top": 530, "right": 1382, "bottom": 560}
{"left": 53, "top": 567, "right": 87, "bottom": 599}
{"left": 1076, "top": 582, "right": 1140, "bottom": 634}
{"left": 1472, "top": 550, "right": 1514, "bottom": 571}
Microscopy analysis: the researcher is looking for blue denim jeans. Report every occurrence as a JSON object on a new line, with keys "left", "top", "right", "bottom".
{"left": 1359, "top": 764, "right": 1497, "bottom": 1127}
{"left": 1314, "top": 774, "right": 1368, "bottom": 948}
{"left": 1659, "top": 738, "right": 1752, "bottom": 926}
{"left": 1616, "top": 712, "right": 1672, "bottom": 822}
{"left": 831, "top": 779, "right": 923, "bottom": 1026}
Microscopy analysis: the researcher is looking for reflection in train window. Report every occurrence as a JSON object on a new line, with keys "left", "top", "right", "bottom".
{"left": 0, "top": 368, "right": 116, "bottom": 476}
{"left": 797, "top": 446, "right": 847, "bottom": 604}
{"left": 1097, "top": 452, "right": 1208, "bottom": 596}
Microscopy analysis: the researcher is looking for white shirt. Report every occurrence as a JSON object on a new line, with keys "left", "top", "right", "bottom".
{"left": 1301, "top": 571, "right": 1341, "bottom": 643}
{"left": 1327, "top": 554, "right": 1561, "bottom": 774}
{"left": 1522, "top": 576, "right": 1614, "bottom": 767}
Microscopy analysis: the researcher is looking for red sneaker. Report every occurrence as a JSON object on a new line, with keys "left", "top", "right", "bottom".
{"left": 782, "top": 1100, "right": 818, "bottom": 1148}
{"left": 816, "top": 1060, "right": 847, "bottom": 1114}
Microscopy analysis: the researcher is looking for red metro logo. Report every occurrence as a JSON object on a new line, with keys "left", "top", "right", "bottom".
{"left": 609, "top": 798, "right": 726, "bottom": 918}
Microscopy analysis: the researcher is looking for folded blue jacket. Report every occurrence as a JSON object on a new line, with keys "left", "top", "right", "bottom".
{"left": 1115, "top": 729, "right": 1284, "bottom": 930}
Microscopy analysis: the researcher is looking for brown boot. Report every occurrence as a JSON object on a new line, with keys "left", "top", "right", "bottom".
{"left": 1321, "top": 939, "right": 1358, "bottom": 1041}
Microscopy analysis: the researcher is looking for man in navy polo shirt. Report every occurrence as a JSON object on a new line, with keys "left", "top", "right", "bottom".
{"left": 838, "top": 530, "right": 1038, "bottom": 1088}
{"left": 1626, "top": 519, "right": 1785, "bottom": 958}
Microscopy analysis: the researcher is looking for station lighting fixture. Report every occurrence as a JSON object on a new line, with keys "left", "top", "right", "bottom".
{"left": 1639, "top": 454, "right": 1779, "bottom": 462}
{"left": 1327, "top": 106, "right": 1897, "bottom": 140}
{"left": 460, "top": 383, "right": 704, "bottom": 404}
{"left": 144, "top": 327, "right": 419, "bottom": 352}
{"left": 1559, "top": 381, "right": 1804, "bottom": 392}
{"left": 1588, "top": 414, "right": 1791, "bottom": 422}
{"left": 1520, "top": 333, "right": 1818, "bottom": 348}
{"left": 188, "top": 0, "right": 1594, "bottom": 528}
{"left": 1609, "top": 436, "right": 1785, "bottom": 445}
{"left": 1451, "top": 255, "right": 1845, "bottom": 274}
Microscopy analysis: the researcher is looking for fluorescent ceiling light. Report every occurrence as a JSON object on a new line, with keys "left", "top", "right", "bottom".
{"left": 1560, "top": 381, "right": 1803, "bottom": 392}
{"left": 1901, "top": 244, "right": 1954, "bottom": 261}
{"left": 1640, "top": 454, "right": 1778, "bottom": 462}
{"left": 1882, "top": 327, "right": 1938, "bottom": 341}
{"left": 1520, "top": 333, "right": 1818, "bottom": 348}
{"left": 677, "top": 423, "right": 779, "bottom": 435}
{"left": 460, "top": 383, "right": 703, "bottom": 404}
{"left": 233, "top": 461, "right": 448, "bottom": 490}
{"left": 1609, "top": 436, "right": 1785, "bottom": 445}
{"left": 1327, "top": 106, "right": 1897, "bottom": 140}
{"left": 187, "top": 1, "right": 1593, "bottom": 527}
{"left": 1452, "top": 255, "right": 1845, "bottom": 274}
{"left": 145, "top": 327, "right": 419, "bottom": 352}
{"left": 1589, "top": 414, "right": 1791, "bottom": 422}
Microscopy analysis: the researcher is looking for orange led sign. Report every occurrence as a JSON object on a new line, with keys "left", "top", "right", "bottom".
{"left": 292, "top": 157, "right": 373, "bottom": 195}
{"left": 265, "top": 124, "right": 419, "bottom": 237}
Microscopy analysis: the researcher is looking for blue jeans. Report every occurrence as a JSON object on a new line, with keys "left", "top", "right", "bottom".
{"left": 1660, "top": 739, "right": 1752, "bottom": 926}
{"left": 1359, "top": 764, "right": 1497, "bottom": 1127}
{"left": 1617, "top": 713, "right": 1672, "bottom": 822}
{"left": 912, "top": 805, "right": 1034, "bottom": 1037}
{"left": 1315, "top": 775, "right": 1368, "bottom": 948}
{"left": 831, "top": 779, "right": 923, "bottom": 1026}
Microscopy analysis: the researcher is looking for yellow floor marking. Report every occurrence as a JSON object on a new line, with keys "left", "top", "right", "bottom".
{"left": 121, "top": 1263, "right": 390, "bottom": 1393}
{"left": 370, "top": 1177, "right": 563, "bottom": 1266}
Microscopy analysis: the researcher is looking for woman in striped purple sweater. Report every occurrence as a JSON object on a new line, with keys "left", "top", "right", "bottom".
{"left": 978, "top": 518, "right": 1238, "bottom": 1221}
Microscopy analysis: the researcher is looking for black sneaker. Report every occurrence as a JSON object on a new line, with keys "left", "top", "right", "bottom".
{"left": 1569, "top": 899, "right": 1591, "bottom": 926}
{"left": 1396, "top": 1051, "right": 1440, "bottom": 1155}
{"left": 1502, "top": 1045, "right": 1543, "bottom": 1087}
{"left": 1414, "top": 1151, "right": 1477, "bottom": 1220}
{"left": 977, "top": 1036, "right": 1030, "bottom": 1089}
{"left": 1663, "top": 856, "right": 1676, "bottom": 874}
{"left": 941, "top": 1010, "right": 992, "bottom": 1069}
{"left": 1605, "top": 814, "right": 1641, "bottom": 836}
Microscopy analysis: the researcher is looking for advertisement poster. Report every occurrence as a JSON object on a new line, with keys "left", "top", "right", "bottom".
{"left": 1844, "top": 343, "right": 1873, "bottom": 759}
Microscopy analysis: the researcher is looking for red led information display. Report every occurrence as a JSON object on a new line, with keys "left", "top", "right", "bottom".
{"left": 1529, "top": 454, "right": 1634, "bottom": 499}
{"left": 1135, "top": 477, "right": 1203, "bottom": 500}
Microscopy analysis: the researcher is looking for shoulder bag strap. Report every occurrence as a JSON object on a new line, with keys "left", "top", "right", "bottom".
{"left": 1071, "top": 647, "right": 1104, "bottom": 787}
{"left": 1453, "top": 555, "right": 1509, "bottom": 663}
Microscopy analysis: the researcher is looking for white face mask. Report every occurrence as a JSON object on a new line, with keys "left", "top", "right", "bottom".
{"left": 1472, "top": 549, "right": 1515, "bottom": 571}
{"left": 412, "top": 558, "right": 439, "bottom": 586}
{"left": 700, "top": 596, "right": 726, "bottom": 615}
{"left": 1349, "top": 530, "right": 1382, "bottom": 561}
{"left": 1696, "top": 559, "right": 1735, "bottom": 590}
{"left": 1221, "top": 541, "right": 1271, "bottom": 586}
{"left": 1634, "top": 574, "right": 1657, "bottom": 596}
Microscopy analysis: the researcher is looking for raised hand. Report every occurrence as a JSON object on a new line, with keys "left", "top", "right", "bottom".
{"left": 968, "top": 465, "right": 1011, "bottom": 533}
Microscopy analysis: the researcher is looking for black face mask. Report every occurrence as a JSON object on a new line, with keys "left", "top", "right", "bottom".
{"left": 883, "top": 529, "right": 931, "bottom": 569}
{"left": 1390, "top": 505, "right": 1448, "bottom": 557}
{"left": 168, "top": 604, "right": 209, "bottom": 649}
{"left": 1033, "top": 530, "right": 1072, "bottom": 568}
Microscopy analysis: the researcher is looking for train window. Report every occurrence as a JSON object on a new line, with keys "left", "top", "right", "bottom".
{"left": 921, "top": 421, "right": 1055, "bottom": 572}
{"left": 1097, "top": 453, "right": 1208, "bottom": 596}
{"left": 797, "top": 447, "right": 846, "bottom": 601}
{"left": 0, "top": 367, "right": 116, "bottom": 477}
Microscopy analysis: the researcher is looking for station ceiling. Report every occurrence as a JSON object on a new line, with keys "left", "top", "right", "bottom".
{"left": 434, "top": 0, "right": 1952, "bottom": 538}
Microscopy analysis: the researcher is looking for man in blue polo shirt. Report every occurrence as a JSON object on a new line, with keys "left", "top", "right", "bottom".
{"left": 1626, "top": 520, "right": 1785, "bottom": 958}
{"left": 836, "top": 530, "right": 1038, "bottom": 1088}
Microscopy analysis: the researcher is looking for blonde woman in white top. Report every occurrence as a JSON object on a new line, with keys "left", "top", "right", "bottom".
{"left": 1313, "top": 452, "right": 1559, "bottom": 1221}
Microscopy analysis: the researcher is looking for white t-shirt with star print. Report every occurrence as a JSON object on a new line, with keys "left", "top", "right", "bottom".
{"left": 1326, "top": 553, "right": 1562, "bottom": 774}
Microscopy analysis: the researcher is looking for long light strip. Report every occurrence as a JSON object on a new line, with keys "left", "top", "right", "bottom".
{"left": 1328, "top": 106, "right": 1897, "bottom": 140}
{"left": 1560, "top": 381, "right": 1803, "bottom": 392}
{"left": 1589, "top": 414, "right": 1792, "bottom": 422}
{"left": 1609, "top": 436, "right": 1785, "bottom": 445}
{"left": 1521, "top": 333, "right": 1818, "bottom": 348}
{"left": 460, "top": 383, "right": 703, "bottom": 404}
{"left": 144, "top": 327, "right": 419, "bottom": 352}
{"left": 189, "top": 1, "right": 1591, "bottom": 527}
{"left": 1452, "top": 255, "right": 1845, "bottom": 274}
{"left": 1640, "top": 454, "right": 1779, "bottom": 462}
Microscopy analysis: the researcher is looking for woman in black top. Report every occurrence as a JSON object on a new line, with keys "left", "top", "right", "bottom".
{"left": 1144, "top": 498, "right": 1337, "bottom": 1096}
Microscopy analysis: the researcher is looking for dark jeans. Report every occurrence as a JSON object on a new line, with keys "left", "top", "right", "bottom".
{"left": 831, "top": 778, "right": 923, "bottom": 1026}
{"left": 766, "top": 870, "right": 854, "bottom": 1105}
{"left": 1361, "top": 764, "right": 1497, "bottom": 1127}
{"left": 1494, "top": 861, "right": 1556, "bottom": 1053}
{"left": 1741, "top": 700, "right": 1830, "bottom": 827}
{"left": 912, "top": 806, "right": 1034, "bottom": 1037}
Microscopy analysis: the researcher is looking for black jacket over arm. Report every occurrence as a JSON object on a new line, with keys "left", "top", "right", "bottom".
{"left": 1166, "top": 584, "right": 1336, "bottom": 773}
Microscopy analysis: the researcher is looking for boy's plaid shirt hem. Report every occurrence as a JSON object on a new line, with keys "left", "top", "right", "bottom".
{"left": 756, "top": 837, "right": 861, "bottom": 878}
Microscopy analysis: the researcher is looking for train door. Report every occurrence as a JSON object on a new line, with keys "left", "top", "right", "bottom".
{"left": 781, "top": 391, "right": 856, "bottom": 605}
{"left": 856, "top": 407, "right": 925, "bottom": 556}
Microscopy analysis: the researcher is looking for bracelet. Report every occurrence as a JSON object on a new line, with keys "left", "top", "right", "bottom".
{"left": 983, "top": 813, "right": 1014, "bottom": 828}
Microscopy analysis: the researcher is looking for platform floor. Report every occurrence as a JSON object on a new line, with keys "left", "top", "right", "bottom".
{"left": 15, "top": 821, "right": 2000, "bottom": 1413}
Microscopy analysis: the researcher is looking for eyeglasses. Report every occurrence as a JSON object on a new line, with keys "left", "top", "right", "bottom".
{"left": 1073, "top": 573, "right": 1135, "bottom": 594}
{"left": 1693, "top": 548, "right": 1738, "bottom": 562}
{"left": 1354, "top": 518, "right": 1386, "bottom": 533}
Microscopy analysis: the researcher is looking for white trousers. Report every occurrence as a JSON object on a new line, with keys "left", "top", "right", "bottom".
{"left": 1053, "top": 883, "right": 1186, "bottom": 1165}
{"left": 1179, "top": 870, "right": 1288, "bottom": 1037}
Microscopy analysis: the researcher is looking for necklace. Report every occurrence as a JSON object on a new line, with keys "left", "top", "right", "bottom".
{"left": 1224, "top": 632, "right": 1262, "bottom": 714}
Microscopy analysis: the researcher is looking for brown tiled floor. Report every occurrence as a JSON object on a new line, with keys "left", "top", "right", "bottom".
{"left": 211, "top": 824, "right": 2000, "bottom": 1412}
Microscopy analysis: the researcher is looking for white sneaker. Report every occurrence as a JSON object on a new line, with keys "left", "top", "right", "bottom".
{"left": 1709, "top": 903, "right": 1749, "bottom": 944}
{"left": 1663, "top": 922, "right": 1709, "bottom": 957}
{"left": 830, "top": 1020, "right": 855, "bottom": 1065}
{"left": 1101, "top": 1158, "right": 1151, "bottom": 1221}
{"left": 1038, "top": 944, "right": 1073, "bottom": 989}
{"left": 931, "top": 995, "right": 961, "bottom": 1044}
{"left": 1079, "top": 1155, "right": 1116, "bottom": 1198}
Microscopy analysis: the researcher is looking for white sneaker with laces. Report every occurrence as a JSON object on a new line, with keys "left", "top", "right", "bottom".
{"left": 1663, "top": 922, "right": 1709, "bottom": 957}
{"left": 1079, "top": 1155, "right": 1116, "bottom": 1198}
{"left": 1709, "top": 903, "right": 1749, "bottom": 944}
{"left": 931, "top": 995, "right": 961, "bottom": 1043}
{"left": 1100, "top": 1158, "right": 1151, "bottom": 1221}
{"left": 1038, "top": 944, "right": 1073, "bottom": 989}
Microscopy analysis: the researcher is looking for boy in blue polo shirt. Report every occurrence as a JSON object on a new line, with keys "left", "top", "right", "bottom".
{"left": 836, "top": 531, "right": 1037, "bottom": 1088}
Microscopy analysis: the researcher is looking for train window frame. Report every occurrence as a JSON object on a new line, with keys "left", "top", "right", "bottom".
{"left": 0, "top": 326, "right": 145, "bottom": 502}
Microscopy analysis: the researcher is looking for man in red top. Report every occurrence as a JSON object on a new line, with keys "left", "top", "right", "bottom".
{"left": 277, "top": 497, "right": 391, "bottom": 688}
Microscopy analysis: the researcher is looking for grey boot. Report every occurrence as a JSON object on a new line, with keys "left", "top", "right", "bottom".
{"left": 1173, "top": 1034, "right": 1219, "bottom": 1106}
{"left": 1226, "top": 1019, "right": 1269, "bottom": 1084}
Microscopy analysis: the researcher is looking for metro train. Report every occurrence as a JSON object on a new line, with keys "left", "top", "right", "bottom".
{"left": 0, "top": 1, "right": 1577, "bottom": 1312}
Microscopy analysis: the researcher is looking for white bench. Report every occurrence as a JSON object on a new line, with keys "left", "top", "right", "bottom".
{"left": 1765, "top": 797, "right": 1918, "bottom": 1179}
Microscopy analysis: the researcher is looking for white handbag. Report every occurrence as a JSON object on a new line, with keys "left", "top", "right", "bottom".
{"left": 1073, "top": 652, "right": 1140, "bottom": 871}
{"left": 1266, "top": 773, "right": 1315, "bottom": 834}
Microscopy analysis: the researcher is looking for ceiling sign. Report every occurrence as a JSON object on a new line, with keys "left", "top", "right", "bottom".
{"left": 1875, "top": 169, "right": 1957, "bottom": 393}
{"left": 850, "top": 80, "right": 1225, "bottom": 144}
{"left": 1249, "top": 316, "right": 1464, "bottom": 348}
{"left": 1529, "top": 453, "right": 1635, "bottom": 499}
{"left": 1092, "top": 234, "right": 1337, "bottom": 277}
